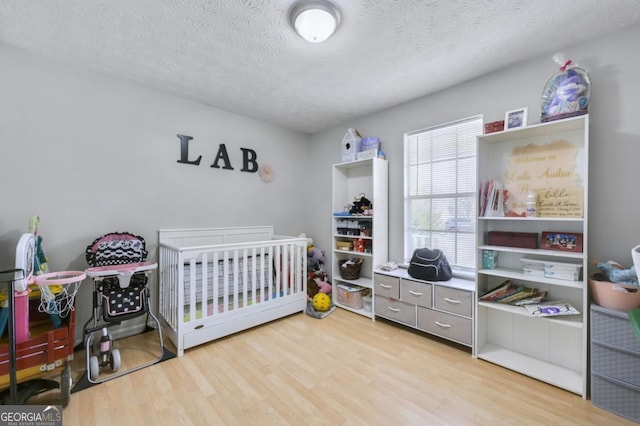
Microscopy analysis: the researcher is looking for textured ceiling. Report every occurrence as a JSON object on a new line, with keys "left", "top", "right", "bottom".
{"left": 1, "top": 1, "right": 639, "bottom": 134}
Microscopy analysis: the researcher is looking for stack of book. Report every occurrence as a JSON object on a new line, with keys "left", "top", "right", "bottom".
{"left": 479, "top": 280, "right": 547, "bottom": 306}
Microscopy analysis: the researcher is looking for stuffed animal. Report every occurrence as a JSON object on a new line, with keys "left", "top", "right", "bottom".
{"left": 541, "top": 57, "right": 590, "bottom": 122}
{"left": 349, "top": 193, "right": 372, "bottom": 215}
{"left": 308, "top": 247, "right": 325, "bottom": 271}
{"left": 594, "top": 260, "right": 639, "bottom": 285}
{"left": 545, "top": 70, "right": 588, "bottom": 116}
{"left": 316, "top": 278, "right": 332, "bottom": 295}
{"left": 307, "top": 276, "right": 331, "bottom": 300}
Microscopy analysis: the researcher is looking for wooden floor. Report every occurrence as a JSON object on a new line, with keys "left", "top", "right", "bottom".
{"left": 29, "top": 309, "right": 636, "bottom": 425}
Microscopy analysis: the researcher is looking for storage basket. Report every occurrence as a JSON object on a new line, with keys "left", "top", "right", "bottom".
{"left": 589, "top": 273, "right": 640, "bottom": 312}
{"left": 338, "top": 258, "right": 364, "bottom": 280}
{"left": 337, "top": 284, "right": 369, "bottom": 309}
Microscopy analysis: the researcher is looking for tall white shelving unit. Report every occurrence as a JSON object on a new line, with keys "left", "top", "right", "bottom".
{"left": 475, "top": 115, "right": 589, "bottom": 397}
{"left": 331, "top": 157, "right": 388, "bottom": 319}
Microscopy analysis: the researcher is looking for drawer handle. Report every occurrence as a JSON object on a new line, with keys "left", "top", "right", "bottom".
{"left": 409, "top": 290, "right": 423, "bottom": 296}
{"left": 444, "top": 297, "right": 461, "bottom": 304}
{"left": 435, "top": 321, "right": 451, "bottom": 329}
{"left": 380, "top": 283, "right": 392, "bottom": 289}
{"left": 388, "top": 307, "right": 400, "bottom": 313}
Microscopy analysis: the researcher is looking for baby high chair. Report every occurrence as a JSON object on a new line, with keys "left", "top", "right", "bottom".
{"left": 80, "top": 232, "right": 169, "bottom": 385}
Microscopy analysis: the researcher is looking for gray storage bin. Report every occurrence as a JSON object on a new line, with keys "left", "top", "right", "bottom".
{"left": 591, "top": 374, "right": 640, "bottom": 423}
{"left": 591, "top": 305, "right": 640, "bottom": 353}
{"left": 592, "top": 343, "right": 640, "bottom": 385}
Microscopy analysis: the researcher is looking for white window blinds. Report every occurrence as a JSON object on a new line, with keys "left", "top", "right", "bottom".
{"left": 404, "top": 116, "right": 483, "bottom": 271}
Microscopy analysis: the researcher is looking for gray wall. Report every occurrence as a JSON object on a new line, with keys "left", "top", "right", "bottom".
{"left": 0, "top": 44, "right": 310, "bottom": 335}
{"left": 308, "top": 24, "right": 640, "bottom": 275}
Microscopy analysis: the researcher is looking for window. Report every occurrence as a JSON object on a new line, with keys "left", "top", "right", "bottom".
{"left": 404, "top": 116, "right": 483, "bottom": 273}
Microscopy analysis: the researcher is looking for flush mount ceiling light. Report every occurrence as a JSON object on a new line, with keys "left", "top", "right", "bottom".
{"left": 289, "top": 0, "right": 340, "bottom": 43}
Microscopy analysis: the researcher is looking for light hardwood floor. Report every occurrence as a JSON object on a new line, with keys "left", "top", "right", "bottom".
{"left": 34, "top": 309, "right": 637, "bottom": 425}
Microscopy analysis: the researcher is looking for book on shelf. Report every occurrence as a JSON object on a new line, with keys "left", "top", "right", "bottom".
{"left": 511, "top": 291, "right": 547, "bottom": 306}
{"left": 479, "top": 180, "right": 490, "bottom": 216}
{"left": 479, "top": 280, "right": 513, "bottom": 301}
{"left": 497, "top": 287, "right": 539, "bottom": 304}
{"left": 480, "top": 280, "right": 547, "bottom": 305}
{"left": 524, "top": 301, "right": 580, "bottom": 317}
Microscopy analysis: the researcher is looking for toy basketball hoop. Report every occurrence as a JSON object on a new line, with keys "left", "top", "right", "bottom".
{"left": 34, "top": 271, "right": 86, "bottom": 318}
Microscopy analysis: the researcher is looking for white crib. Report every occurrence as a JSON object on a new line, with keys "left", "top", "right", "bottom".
{"left": 158, "top": 226, "right": 307, "bottom": 356}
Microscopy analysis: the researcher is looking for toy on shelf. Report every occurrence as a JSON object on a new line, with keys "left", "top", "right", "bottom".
{"left": 349, "top": 193, "right": 372, "bottom": 215}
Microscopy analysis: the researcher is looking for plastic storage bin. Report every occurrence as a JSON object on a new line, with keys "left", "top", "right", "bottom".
{"left": 589, "top": 273, "right": 640, "bottom": 312}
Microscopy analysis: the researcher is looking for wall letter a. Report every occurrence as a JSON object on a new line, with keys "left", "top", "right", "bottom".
{"left": 211, "top": 144, "right": 234, "bottom": 170}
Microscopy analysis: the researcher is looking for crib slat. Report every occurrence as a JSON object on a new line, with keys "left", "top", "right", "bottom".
{"left": 242, "top": 248, "right": 248, "bottom": 308}
{"left": 259, "top": 246, "right": 265, "bottom": 303}
{"left": 201, "top": 252, "right": 208, "bottom": 319}
{"left": 251, "top": 248, "right": 257, "bottom": 305}
{"left": 213, "top": 252, "right": 219, "bottom": 315}
{"left": 232, "top": 249, "right": 239, "bottom": 311}
{"left": 223, "top": 251, "right": 229, "bottom": 313}
{"left": 189, "top": 258, "right": 197, "bottom": 321}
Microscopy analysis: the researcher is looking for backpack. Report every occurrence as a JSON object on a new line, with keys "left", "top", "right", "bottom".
{"left": 407, "top": 248, "right": 452, "bottom": 281}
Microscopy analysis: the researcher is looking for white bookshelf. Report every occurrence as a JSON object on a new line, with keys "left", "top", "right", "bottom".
{"left": 331, "top": 158, "right": 388, "bottom": 318}
{"left": 475, "top": 115, "right": 589, "bottom": 397}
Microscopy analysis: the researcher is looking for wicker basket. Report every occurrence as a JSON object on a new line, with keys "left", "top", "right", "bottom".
{"left": 338, "top": 258, "right": 364, "bottom": 280}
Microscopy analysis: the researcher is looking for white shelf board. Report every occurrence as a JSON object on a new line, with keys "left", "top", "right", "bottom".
{"left": 478, "top": 245, "right": 585, "bottom": 260}
{"left": 333, "top": 249, "right": 373, "bottom": 257}
{"left": 333, "top": 158, "right": 377, "bottom": 169}
{"left": 477, "top": 301, "right": 584, "bottom": 329}
{"left": 478, "top": 267, "right": 584, "bottom": 289}
{"left": 333, "top": 276, "right": 373, "bottom": 290}
{"left": 478, "top": 115, "right": 586, "bottom": 144}
{"left": 334, "top": 301, "right": 374, "bottom": 318}
{"left": 476, "top": 343, "right": 583, "bottom": 395}
{"left": 333, "top": 234, "right": 373, "bottom": 240}
{"left": 478, "top": 216, "right": 584, "bottom": 223}
{"left": 333, "top": 214, "right": 373, "bottom": 219}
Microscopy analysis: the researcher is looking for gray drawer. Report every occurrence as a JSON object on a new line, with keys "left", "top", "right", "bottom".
{"left": 400, "top": 279, "right": 432, "bottom": 308}
{"left": 417, "top": 306, "right": 472, "bottom": 346}
{"left": 592, "top": 343, "right": 640, "bottom": 386}
{"left": 591, "top": 305, "right": 640, "bottom": 354}
{"left": 375, "top": 296, "right": 416, "bottom": 326}
{"left": 374, "top": 273, "right": 400, "bottom": 299}
{"left": 434, "top": 286, "right": 472, "bottom": 318}
{"left": 592, "top": 374, "right": 640, "bottom": 423}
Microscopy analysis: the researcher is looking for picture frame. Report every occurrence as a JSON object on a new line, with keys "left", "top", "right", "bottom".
{"left": 541, "top": 231, "right": 583, "bottom": 253}
{"left": 505, "top": 107, "right": 528, "bottom": 130}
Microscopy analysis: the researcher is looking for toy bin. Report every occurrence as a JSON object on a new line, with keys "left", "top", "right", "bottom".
{"left": 589, "top": 273, "right": 640, "bottom": 312}
{"left": 337, "top": 284, "right": 369, "bottom": 309}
